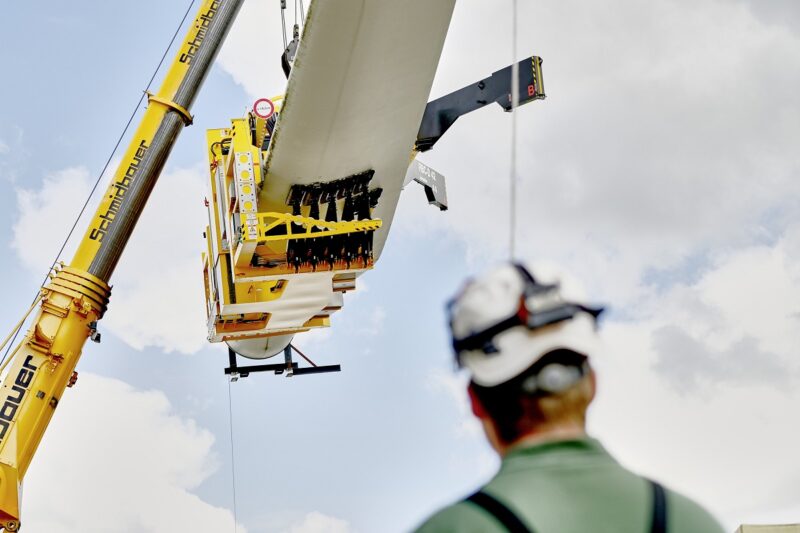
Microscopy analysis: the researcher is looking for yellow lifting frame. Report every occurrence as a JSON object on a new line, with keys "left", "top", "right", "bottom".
{"left": 253, "top": 212, "right": 383, "bottom": 242}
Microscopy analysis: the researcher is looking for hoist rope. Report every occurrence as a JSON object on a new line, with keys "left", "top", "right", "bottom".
{"left": 510, "top": 0, "right": 520, "bottom": 260}
{"left": 281, "top": 0, "right": 304, "bottom": 49}
{"left": 227, "top": 379, "right": 240, "bottom": 532}
{"left": 280, "top": 1, "right": 288, "bottom": 49}
{"left": 0, "top": 294, "right": 43, "bottom": 377}
{"left": 223, "top": 2, "right": 312, "bottom": 528}
{"left": 0, "top": 0, "right": 198, "bottom": 368}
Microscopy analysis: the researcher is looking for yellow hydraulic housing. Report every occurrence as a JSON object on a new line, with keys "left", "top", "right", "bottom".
{"left": 0, "top": 0, "right": 243, "bottom": 529}
{"left": 0, "top": 269, "right": 109, "bottom": 530}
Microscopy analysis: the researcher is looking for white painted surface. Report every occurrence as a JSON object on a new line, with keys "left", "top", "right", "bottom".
{"left": 262, "top": 0, "right": 457, "bottom": 259}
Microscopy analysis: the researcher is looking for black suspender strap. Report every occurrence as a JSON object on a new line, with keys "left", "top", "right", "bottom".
{"left": 466, "top": 481, "right": 667, "bottom": 533}
{"left": 650, "top": 480, "right": 667, "bottom": 533}
{"left": 466, "top": 491, "right": 533, "bottom": 533}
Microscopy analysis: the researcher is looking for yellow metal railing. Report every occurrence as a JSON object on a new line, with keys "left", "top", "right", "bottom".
{"left": 252, "top": 212, "right": 382, "bottom": 242}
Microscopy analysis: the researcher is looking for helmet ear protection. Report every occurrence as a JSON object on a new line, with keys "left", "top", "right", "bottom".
{"left": 521, "top": 359, "right": 590, "bottom": 395}
{"left": 449, "top": 263, "right": 604, "bottom": 365}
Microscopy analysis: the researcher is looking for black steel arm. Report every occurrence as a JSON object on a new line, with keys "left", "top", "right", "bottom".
{"left": 416, "top": 56, "right": 545, "bottom": 152}
{"left": 225, "top": 346, "right": 340, "bottom": 379}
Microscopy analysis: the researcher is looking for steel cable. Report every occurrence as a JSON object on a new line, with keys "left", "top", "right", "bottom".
{"left": 510, "top": 0, "right": 520, "bottom": 260}
{"left": 280, "top": 0, "right": 288, "bottom": 49}
{"left": 227, "top": 378, "right": 239, "bottom": 532}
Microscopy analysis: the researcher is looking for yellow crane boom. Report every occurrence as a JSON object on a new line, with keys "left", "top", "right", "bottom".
{"left": 0, "top": 1, "right": 243, "bottom": 529}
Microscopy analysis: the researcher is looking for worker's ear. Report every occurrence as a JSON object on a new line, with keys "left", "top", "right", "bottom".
{"left": 588, "top": 367, "right": 597, "bottom": 403}
{"left": 467, "top": 384, "right": 488, "bottom": 419}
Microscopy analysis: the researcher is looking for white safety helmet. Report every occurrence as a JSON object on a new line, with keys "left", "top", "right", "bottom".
{"left": 448, "top": 262, "right": 604, "bottom": 388}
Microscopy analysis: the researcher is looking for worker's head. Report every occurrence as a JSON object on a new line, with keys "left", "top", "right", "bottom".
{"left": 448, "top": 262, "right": 604, "bottom": 452}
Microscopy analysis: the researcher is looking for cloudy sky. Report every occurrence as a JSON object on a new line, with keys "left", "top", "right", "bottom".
{"left": 1, "top": 0, "right": 799, "bottom": 531}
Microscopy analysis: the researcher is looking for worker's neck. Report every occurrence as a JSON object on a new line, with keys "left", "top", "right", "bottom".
{"left": 497, "top": 424, "right": 587, "bottom": 457}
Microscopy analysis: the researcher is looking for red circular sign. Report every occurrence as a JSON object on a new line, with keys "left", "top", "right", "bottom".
{"left": 253, "top": 98, "right": 275, "bottom": 119}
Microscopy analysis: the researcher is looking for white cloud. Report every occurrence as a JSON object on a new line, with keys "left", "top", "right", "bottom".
{"left": 589, "top": 224, "right": 800, "bottom": 525}
{"left": 102, "top": 165, "right": 209, "bottom": 354}
{"left": 392, "top": 8, "right": 800, "bottom": 523}
{"left": 23, "top": 373, "right": 244, "bottom": 533}
{"left": 216, "top": 0, "right": 800, "bottom": 327}
{"left": 393, "top": 0, "right": 800, "bottom": 306}
{"left": 425, "top": 370, "right": 500, "bottom": 483}
{"left": 11, "top": 163, "right": 210, "bottom": 354}
{"left": 286, "top": 512, "right": 353, "bottom": 533}
{"left": 218, "top": 1, "right": 291, "bottom": 100}
{"left": 213, "top": 1, "right": 800, "bottom": 526}
{"left": 40, "top": 1, "right": 795, "bottom": 529}
{"left": 426, "top": 369, "right": 482, "bottom": 439}
{"left": 418, "top": 225, "right": 800, "bottom": 527}
{"left": 0, "top": 139, "right": 9, "bottom": 155}
{"left": 11, "top": 166, "right": 94, "bottom": 273}
{"left": 292, "top": 325, "right": 333, "bottom": 350}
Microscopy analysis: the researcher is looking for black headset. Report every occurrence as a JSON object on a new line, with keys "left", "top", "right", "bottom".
{"left": 449, "top": 264, "right": 604, "bottom": 361}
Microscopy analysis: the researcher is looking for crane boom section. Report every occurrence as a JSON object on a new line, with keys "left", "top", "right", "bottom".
{"left": 0, "top": 1, "right": 243, "bottom": 529}
{"left": 71, "top": 0, "right": 242, "bottom": 282}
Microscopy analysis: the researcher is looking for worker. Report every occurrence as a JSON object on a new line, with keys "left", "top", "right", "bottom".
{"left": 415, "top": 262, "right": 725, "bottom": 533}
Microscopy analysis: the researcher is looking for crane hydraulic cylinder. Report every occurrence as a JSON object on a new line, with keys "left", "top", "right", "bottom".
{"left": 0, "top": 1, "right": 243, "bottom": 529}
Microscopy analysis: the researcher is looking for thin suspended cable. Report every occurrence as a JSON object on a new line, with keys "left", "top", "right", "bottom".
{"left": 509, "top": 0, "right": 520, "bottom": 260}
{"left": 0, "top": 295, "right": 41, "bottom": 355}
{"left": 227, "top": 379, "right": 239, "bottom": 532}
{"left": 294, "top": 0, "right": 298, "bottom": 26}
{"left": 280, "top": 1, "right": 288, "bottom": 49}
{"left": 0, "top": 294, "right": 42, "bottom": 378}
{"left": 299, "top": 0, "right": 305, "bottom": 26}
{"left": 0, "top": 0, "right": 197, "bottom": 367}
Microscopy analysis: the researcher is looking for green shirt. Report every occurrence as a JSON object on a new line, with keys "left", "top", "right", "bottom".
{"left": 415, "top": 438, "right": 724, "bottom": 533}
